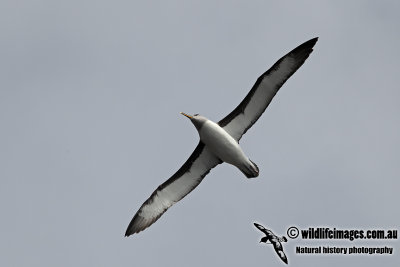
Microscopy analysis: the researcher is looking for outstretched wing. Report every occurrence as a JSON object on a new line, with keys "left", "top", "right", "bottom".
{"left": 219, "top": 37, "right": 318, "bottom": 141}
{"left": 125, "top": 142, "right": 221, "bottom": 236}
{"left": 273, "top": 243, "right": 288, "bottom": 264}
{"left": 254, "top": 222, "right": 270, "bottom": 235}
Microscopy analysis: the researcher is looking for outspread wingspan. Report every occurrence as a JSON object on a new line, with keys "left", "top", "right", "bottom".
{"left": 219, "top": 37, "right": 318, "bottom": 141}
{"left": 125, "top": 38, "right": 318, "bottom": 236}
{"left": 125, "top": 142, "right": 221, "bottom": 236}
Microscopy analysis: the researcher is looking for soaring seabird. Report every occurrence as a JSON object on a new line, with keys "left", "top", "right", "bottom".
{"left": 254, "top": 223, "right": 288, "bottom": 264}
{"left": 125, "top": 37, "right": 318, "bottom": 236}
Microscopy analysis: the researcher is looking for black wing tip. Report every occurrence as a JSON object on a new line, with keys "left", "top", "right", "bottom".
{"left": 125, "top": 223, "right": 146, "bottom": 237}
{"left": 290, "top": 37, "right": 319, "bottom": 57}
{"left": 125, "top": 225, "right": 137, "bottom": 237}
{"left": 125, "top": 207, "right": 166, "bottom": 237}
{"left": 124, "top": 226, "right": 137, "bottom": 237}
{"left": 307, "top": 36, "right": 319, "bottom": 44}
{"left": 300, "top": 37, "right": 319, "bottom": 49}
{"left": 124, "top": 231, "right": 138, "bottom": 237}
{"left": 125, "top": 214, "right": 146, "bottom": 237}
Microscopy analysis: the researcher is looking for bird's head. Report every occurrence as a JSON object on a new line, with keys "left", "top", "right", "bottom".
{"left": 180, "top": 112, "right": 207, "bottom": 130}
{"left": 260, "top": 236, "right": 269, "bottom": 243}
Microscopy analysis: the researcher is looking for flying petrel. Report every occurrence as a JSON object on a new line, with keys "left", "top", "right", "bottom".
{"left": 254, "top": 223, "right": 289, "bottom": 264}
{"left": 125, "top": 37, "right": 318, "bottom": 236}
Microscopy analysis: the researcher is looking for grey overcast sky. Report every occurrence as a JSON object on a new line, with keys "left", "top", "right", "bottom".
{"left": 1, "top": 1, "right": 399, "bottom": 266}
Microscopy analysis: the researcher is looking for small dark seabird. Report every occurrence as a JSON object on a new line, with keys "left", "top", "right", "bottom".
{"left": 125, "top": 38, "right": 318, "bottom": 236}
{"left": 254, "top": 223, "right": 289, "bottom": 264}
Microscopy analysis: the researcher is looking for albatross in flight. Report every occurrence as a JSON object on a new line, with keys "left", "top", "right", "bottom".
{"left": 125, "top": 37, "right": 318, "bottom": 236}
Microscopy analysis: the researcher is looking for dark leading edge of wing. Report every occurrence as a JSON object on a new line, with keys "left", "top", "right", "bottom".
{"left": 125, "top": 38, "right": 318, "bottom": 236}
{"left": 125, "top": 142, "right": 221, "bottom": 236}
{"left": 219, "top": 37, "right": 318, "bottom": 141}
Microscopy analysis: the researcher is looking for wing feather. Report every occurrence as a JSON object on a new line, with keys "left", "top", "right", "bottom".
{"left": 125, "top": 142, "right": 221, "bottom": 236}
{"left": 219, "top": 37, "right": 318, "bottom": 141}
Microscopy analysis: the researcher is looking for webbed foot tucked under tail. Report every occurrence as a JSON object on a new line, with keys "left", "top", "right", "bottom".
{"left": 239, "top": 159, "right": 259, "bottom": 178}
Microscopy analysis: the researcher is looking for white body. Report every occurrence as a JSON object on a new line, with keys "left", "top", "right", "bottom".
{"left": 125, "top": 38, "right": 317, "bottom": 235}
{"left": 199, "top": 120, "right": 257, "bottom": 176}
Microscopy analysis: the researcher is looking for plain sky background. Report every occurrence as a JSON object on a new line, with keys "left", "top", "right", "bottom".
{"left": 1, "top": 1, "right": 399, "bottom": 266}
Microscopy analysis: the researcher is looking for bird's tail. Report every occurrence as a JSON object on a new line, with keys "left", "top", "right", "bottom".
{"left": 239, "top": 159, "right": 259, "bottom": 178}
